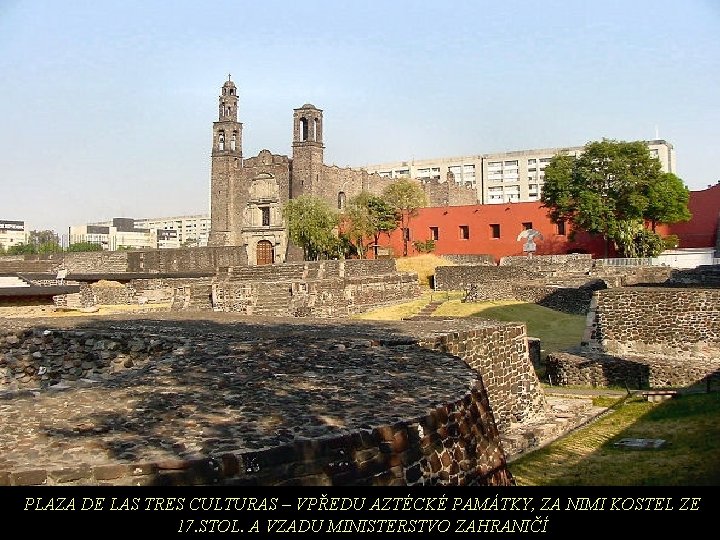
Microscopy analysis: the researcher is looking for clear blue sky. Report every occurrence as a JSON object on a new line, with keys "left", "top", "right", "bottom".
{"left": 1, "top": 0, "right": 718, "bottom": 235}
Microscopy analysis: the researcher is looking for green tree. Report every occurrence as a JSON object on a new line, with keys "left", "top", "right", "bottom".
{"left": 6, "top": 243, "right": 37, "bottom": 255}
{"left": 344, "top": 191, "right": 398, "bottom": 259}
{"left": 382, "top": 179, "right": 428, "bottom": 257}
{"left": 283, "top": 195, "right": 340, "bottom": 260}
{"left": 413, "top": 239, "right": 436, "bottom": 253}
{"left": 541, "top": 139, "right": 690, "bottom": 257}
{"left": 66, "top": 241, "right": 103, "bottom": 252}
{"left": 18, "top": 229, "right": 62, "bottom": 254}
{"left": 644, "top": 172, "right": 692, "bottom": 231}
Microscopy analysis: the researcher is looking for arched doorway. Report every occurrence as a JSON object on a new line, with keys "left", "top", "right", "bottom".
{"left": 256, "top": 240, "right": 274, "bottom": 266}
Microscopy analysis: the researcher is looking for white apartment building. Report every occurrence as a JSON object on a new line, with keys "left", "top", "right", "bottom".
{"left": 133, "top": 214, "right": 210, "bottom": 247}
{"left": 365, "top": 140, "right": 676, "bottom": 205}
{"left": 0, "top": 219, "right": 27, "bottom": 250}
{"left": 70, "top": 214, "right": 210, "bottom": 251}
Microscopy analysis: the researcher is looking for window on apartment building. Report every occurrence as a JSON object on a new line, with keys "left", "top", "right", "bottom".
{"left": 523, "top": 222, "right": 533, "bottom": 230}
{"left": 430, "top": 227, "right": 439, "bottom": 241}
{"left": 261, "top": 207, "right": 270, "bottom": 227}
{"left": 459, "top": 225, "right": 470, "bottom": 240}
{"left": 490, "top": 224, "right": 501, "bottom": 239}
{"left": 557, "top": 220, "right": 566, "bottom": 236}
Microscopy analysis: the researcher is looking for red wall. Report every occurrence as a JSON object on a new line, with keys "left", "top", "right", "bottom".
{"left": 662, "top": 184, "right": 720, "bottom": 248}
{"left": 376, "top": 202, "right": 607, "bottom": 262}
{"left": 374, "top": 185, "right": 719, "bottom": 261}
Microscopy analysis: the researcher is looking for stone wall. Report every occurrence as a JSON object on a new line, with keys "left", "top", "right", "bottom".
{"left": 546, "top": 351, "right": 720, "bottom": 389}
{"left": 0, "top": 255, "right": 59, "bottom": 273}
{"left": 441, "top": 254, "right": 495, "bottom": 266}
{"left": 667, "top": 265, "right": 720, "bottom": 288}
{"left": 435, "top": 265, "right": 540, "bottom": 291}
{"left": 211, "top": 273, "right": 420, "bottom": 318}
{"left": 591, "top": 265, "right": 673, "bottom": 285}
{"left": 421, "top": 178, "right": 478, "bottom": 207}
{"left": 413, "top": 319, "right": 547, "bottom": 432}
{"left": 583, "top": 288, "right": 720, "bottom": 358}
{"left": 0, "top": 317, "right": 518, "bottom": 486}
{"left": 125, "top": 247, "right": 248, "bottom": 274}
{"left": 499, "top": 253, "right": 593, "bottom": 273}
{"left": 0, "top": 247, "right": 249, "bottom": 276}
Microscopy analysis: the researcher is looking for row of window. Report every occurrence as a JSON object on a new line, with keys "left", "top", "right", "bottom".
{"left": 404, "top": 220, "right": 566, "bottom": 241}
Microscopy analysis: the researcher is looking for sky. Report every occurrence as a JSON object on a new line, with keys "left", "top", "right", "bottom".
{"left": 1, "top": 0, "right": 719, "bottom": 236}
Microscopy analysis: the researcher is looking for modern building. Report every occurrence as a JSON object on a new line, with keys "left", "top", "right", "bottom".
{"left": 0, "top": 219, "right": 27, "bottom": 250}
{"left": 134, "top": 214, "right": 210, "bottom": 247}
{"left": 71, "top": 215, "right": 211, "bottom": 251}
{"left": 365, "top": 140, "right": 676, "bottom": 205}
{"left": 69, "top": 218, "right": 158, "bottom": 251}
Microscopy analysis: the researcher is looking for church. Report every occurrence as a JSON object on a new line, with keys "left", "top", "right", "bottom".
{"left": 207, "top": 77, "right": 476, "bottom": 264}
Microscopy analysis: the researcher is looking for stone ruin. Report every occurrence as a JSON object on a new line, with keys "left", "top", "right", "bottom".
{"left": 41, "top": 259, "right": 421, "bottom": 319}
{"left": 435, "top": 255, "right": 720, "bottom": 391}
{"left": 547, "top": 286, "right": 720, "bottom": 389}
{"left": 0, "top": 315, "right": 553, "bottom": 486}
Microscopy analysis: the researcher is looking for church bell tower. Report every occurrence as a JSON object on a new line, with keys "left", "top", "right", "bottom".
{"left": 209, "top": 76, "right": 243, "bottom": 246}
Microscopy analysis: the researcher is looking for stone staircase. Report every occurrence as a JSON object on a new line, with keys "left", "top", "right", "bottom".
{"left": 404, "top": 300, "right": 444, "bottom": 320}
{"left": 252, "top": 282, "right": 293, "bottom": 316}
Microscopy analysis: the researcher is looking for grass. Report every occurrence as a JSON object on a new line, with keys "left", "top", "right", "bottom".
{"left": 358, "top": 295, "right": 586, "bottom": 357}
{"left": 509, "top": 392, "right": 720, "bottom": 485}
{"left": 435, "top": 300, "right": 587, "bottom": 355}
{"left": 353, "top": 292, "right": 432, "bottom": 321}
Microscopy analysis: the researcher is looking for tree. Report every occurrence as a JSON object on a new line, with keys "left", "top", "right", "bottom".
{"left": 541, "top": 139, "right": 691, "bottom": 257}
{"left": 283, "top": 195, "right": 340, "bottom": 260}
{"left": 413, "top": 239, "right": 436, "bottom": 253}
{"left": 644, "top": 172, "right": 692, "bottom": 231}
{"left": 66, "top": 242, "right": 103, "bottom": 252}
{"left": 344, "top": 191, "right": 398, "bottom": 259}
{"left": 382, "top": 179, "right": 428, "bottom": 257}
{"left": 6, "top": 243, "right": 37, "bottom": 255}
{"left": 29, "top": 230, "right": 59, "bottom": 246}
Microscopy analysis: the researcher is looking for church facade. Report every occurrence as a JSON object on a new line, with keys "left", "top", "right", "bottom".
{"left": 207, "top": 77, "right": 477, "bottom": 265}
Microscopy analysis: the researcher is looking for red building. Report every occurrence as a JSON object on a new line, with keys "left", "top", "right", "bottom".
{"left": 662, "top": 183, "right": 720, "bottom": 249}
{"left": 374, "top": 184, "right": 719, "bottom": 261}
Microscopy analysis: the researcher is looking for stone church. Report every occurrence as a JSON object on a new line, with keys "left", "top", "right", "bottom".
{"left": 208, "top": 77, "right": 476, "bottom": 265}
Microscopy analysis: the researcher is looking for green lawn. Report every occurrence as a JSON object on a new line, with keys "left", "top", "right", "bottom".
{"left": 509, "top": 392, "right": 720, "bottom": 485}
{"left": 434, "top": 299, "right": 586, "bottom": 356}
{"left": 356, "top": 296, "right": 586, "bottom": 356}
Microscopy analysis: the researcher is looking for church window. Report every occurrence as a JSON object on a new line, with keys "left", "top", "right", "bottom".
{"left": 231, "top": 132, "right": 237, "bottom": 151}
{"left": 338, "top": 192, "right": 346, "bottom": 210}
{"left": 261, "top": 207, "right": 270, "bottom": 227}
{"left": 218, "top": 131, "right": 225, "bottom": 151}
{"left": 300, "top": 117, "right": 309, "bottom": 141}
